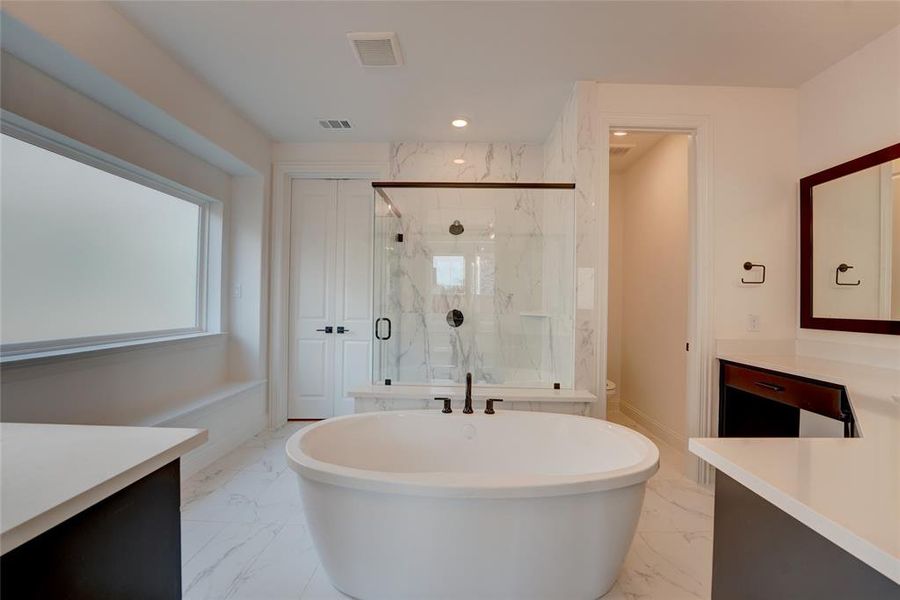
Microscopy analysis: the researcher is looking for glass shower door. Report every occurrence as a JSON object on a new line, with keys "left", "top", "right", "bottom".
{"left": 372, "top": 191, "right": 401, "bottom": 384}
{"left": 372, "top": 184, "right": 575, "bottom": 388}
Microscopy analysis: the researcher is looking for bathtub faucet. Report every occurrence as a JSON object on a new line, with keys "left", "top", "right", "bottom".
{"left": 464, "top": 372, "right": 474, "bottom": 414}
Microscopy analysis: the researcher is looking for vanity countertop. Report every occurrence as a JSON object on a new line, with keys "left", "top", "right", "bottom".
{"left": 349, "top": 383, "right": 597, "bottom": 403}
{"left": 690, "top": 352, "right": 900, "bottom": 584}
{"left": 0, "top": 423, "right": 206, "bottom": 554}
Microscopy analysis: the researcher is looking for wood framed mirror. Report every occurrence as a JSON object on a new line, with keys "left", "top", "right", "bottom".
{"left": 800, "top": 142, "right": 900, "bottom": 335}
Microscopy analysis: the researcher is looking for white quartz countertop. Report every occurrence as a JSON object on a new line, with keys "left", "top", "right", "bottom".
{"left": 0, "top": 423, "right": 206, "bottom": 554}
{"left": 349, "top": 383, "right": 597, "bottom": 403}
{"left": 690, "top": 352, "right": 900, "bottom": 584}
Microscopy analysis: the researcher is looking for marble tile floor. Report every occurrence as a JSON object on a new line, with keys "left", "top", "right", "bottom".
{"left": 180, "top": 412, "right": 714, "bottom": 599}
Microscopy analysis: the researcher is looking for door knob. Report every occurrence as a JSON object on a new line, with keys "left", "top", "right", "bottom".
{"left": 336, "top": 326, "right": 350, "bottom": 334}
{"left": 316, "top": 326, "right": 333, "bottom": 333}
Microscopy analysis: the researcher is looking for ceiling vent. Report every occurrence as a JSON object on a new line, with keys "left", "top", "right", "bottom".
{"left": 609, "top": 144, "right": 635, "bottom": 157}
{"left": 348, "top": 32, "right": 403, "bottom": 66}
{"left": 319, "top": 119, "right": 353, "bottom": 130}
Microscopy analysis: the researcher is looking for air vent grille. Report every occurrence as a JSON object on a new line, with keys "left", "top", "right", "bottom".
{"left": 609, "top": 144, "right": 635, "bottom": 157}
{"left": 348, "top": 32, "right": 403, "bottom": 66}
{"left": 319, "top": 119, "right": 352, "bottom": 130}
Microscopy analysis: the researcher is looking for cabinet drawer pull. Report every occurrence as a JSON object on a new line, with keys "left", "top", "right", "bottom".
{"left": 754, "top": 381, "right": 784, "bottom": 393}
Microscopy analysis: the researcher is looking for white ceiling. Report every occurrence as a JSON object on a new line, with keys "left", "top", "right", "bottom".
{"left": 113, "top": 1, "right": 900, "bottom": 143}
{"left": 609, "top": 131, "right": 667, "bottom": 173}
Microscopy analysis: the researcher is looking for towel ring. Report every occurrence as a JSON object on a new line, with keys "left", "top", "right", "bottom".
{"left": 741, "top": 262, "right": 765, "bottom": 284}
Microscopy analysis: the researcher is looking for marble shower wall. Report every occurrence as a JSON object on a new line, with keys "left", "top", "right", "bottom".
{"left": 543, "top": 91, "right": 578, "bottom": 182}
{"left": 376, "top": 186, "right": 575, "bottom": 386}
{"left": 389, "top": 143, "right": 544, "bottom": 182}
{"left": 543, "top": 84, "right": 602, "bottom": 399}
{"left": 379, "top": 143, "right": 575, "bottom": 386}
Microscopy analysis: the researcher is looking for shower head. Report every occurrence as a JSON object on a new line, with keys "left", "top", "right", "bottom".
{"left": 449, "top": 220, "right": 464, "bottom": 235}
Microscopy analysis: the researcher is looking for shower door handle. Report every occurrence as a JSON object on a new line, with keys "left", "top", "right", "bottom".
{"left": 375, "top": 318, "right": 392, "bottom": 340}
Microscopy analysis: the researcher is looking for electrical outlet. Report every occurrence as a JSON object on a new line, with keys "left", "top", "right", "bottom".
{"left": 232, "top": 284, "right": 243, "bottom": 299}
{"left": 747, "top": 314, "right": 760, "bottom": 332}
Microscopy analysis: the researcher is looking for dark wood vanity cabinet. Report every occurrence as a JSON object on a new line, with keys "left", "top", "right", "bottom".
{"left": 0, "top": 460, "right": 182, "bottom": 600}
{"left": 719, "top": 361, "right": 854, "bottom": 438}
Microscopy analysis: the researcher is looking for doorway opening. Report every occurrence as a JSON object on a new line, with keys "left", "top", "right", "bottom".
{"left": 606, "top": 128, "right": 696, "bottom": 475}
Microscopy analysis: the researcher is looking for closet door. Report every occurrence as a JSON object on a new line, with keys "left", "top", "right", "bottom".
{"left": 332, "top": 180, "right": 373, "bottom": 416}
{"left": 288, "top": 179, "right": 337, "bottom": 419}
{"left": 288, "top": 179, "right": 373, "bottom": 419}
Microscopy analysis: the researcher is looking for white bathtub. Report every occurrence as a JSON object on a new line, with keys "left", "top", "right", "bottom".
{"left": 286, "top": 410, "right": 659, "bottom": 600}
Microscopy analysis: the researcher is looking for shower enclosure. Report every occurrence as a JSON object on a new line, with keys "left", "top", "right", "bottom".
{"left": 372, "top": 182, "right": 576, "bottom": 388}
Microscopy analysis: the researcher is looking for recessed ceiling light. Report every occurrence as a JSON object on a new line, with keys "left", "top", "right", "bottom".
{"left": 613, "top": 131, "right": 628, "bottom": 137}
{"left": 452, "top": 118, "right": 468, "bottom": 128}
{"left": 453, "top": 158, "right": 466, "bottom": 165}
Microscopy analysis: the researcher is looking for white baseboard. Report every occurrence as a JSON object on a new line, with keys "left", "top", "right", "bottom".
{"left": 620, "top": 401, "right": 686, "bottom": 451}
{"left": 605, "top": 397, "right": 620, "bottom": 413}
{"left": 149, "top": 380, "right": 267, "bottom": 479}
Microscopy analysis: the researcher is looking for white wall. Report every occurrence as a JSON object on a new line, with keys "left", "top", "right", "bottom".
{"left": 559, "top": 81, "right": 798, "bottom": 437}
{"left": 273, "top": 142, "right": 389, "bottom": 165}
{"left": 797, "top": 25, "right": 900, "bottom": 358}
{"left": 798, "top": 26, "right": 900, "bottom": 177}
{"left": 1, "top": 336, "right": 227, "bottom": 425}
{"left": 228, "top": 174, "right": 269, "bottom": 381}
{"left": 617, "top": 135, "right": 690, "bottom": 443}
{"left": 2, "top": 1, "right": 270, "bottom": 175}
{"left": 1, "top": 53, "right": 231, "bottom": 201}
{"left": 588, "top": 83, "right": 800, "bottom": 345}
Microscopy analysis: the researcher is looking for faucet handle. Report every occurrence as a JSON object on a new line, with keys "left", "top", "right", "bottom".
{"left": 434, "top": 397, "right": 452, "bottom": 413}
{"left": 485, "top": 398, "right": 503, "bottom": 414}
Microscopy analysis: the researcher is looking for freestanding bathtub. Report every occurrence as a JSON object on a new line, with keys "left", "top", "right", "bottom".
{"left": 286, "top": 410, "right": 659, "bottom": 600}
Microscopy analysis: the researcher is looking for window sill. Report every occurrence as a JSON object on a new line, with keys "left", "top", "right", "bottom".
{"left": 0, "top": 332, "right": 227, "bottom": 369}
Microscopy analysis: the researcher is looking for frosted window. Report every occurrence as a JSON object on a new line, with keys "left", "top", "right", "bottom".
{"left": 1, "top": 134, "right": 202, "bottom": 346}
{"left": 433, "top": 255, "right": 466, "bottom": 293}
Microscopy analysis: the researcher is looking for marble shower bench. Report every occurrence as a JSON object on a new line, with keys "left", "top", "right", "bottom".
{"left": 349, "top": 384, "right": 597, "bottom": 415}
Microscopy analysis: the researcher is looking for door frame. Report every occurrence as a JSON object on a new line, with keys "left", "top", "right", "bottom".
{"left": 269, "top": 161, "right": 388, "bottom": 427}
{"left": 597, "top": 114, "right": 715, "bottom": 484}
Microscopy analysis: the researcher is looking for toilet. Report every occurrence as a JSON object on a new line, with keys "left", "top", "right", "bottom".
{"left": 606, "top": 379, "right": 617, "bottom": 397}
{"left": 606, "top": 379, "right": 618, "bottom": 410}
